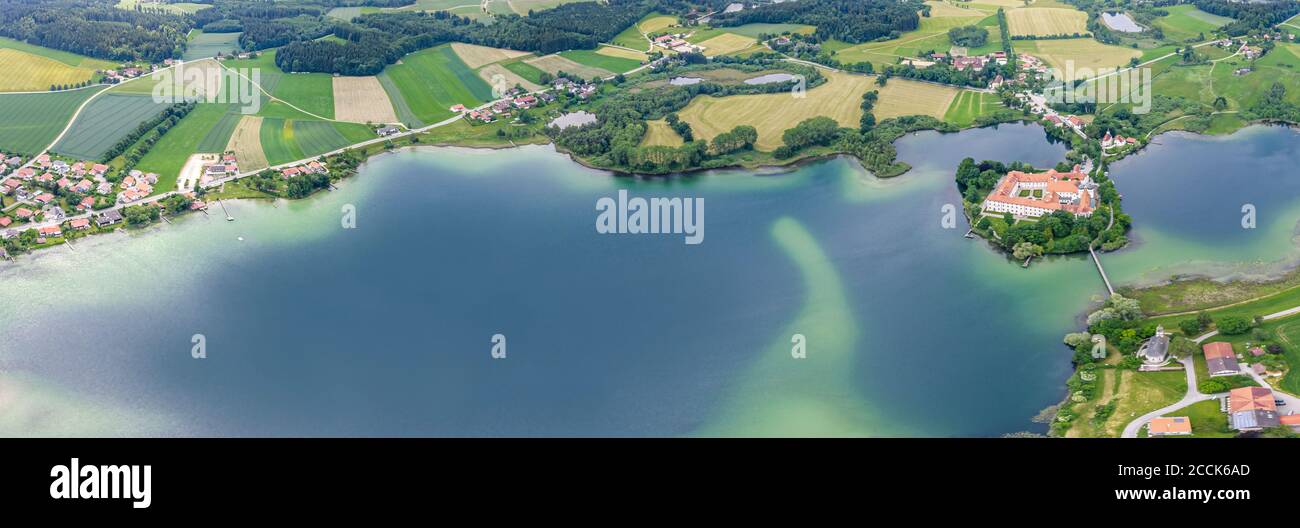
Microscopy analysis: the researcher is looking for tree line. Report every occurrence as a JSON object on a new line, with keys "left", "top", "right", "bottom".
{"left": 0, "top": 0, "right": 191, "bottom": 62}
{"left": 708, "top": 0, "right": 924, "bottom": 44}
{"left": 276, "top": 0, "right": 657, "bottom": 75}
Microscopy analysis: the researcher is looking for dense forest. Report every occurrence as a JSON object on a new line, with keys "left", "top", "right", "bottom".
{"left": 708, "top": 0, "right": 924, "bottom": 43}
{"left": 1193, "top": 0, "right": 1300, "bottom": 35}
{"left": 277, "top": 0, "right": 657, "bottom": 75}
{"left": 0, "top": 0, "right": 191, "bottom": 62}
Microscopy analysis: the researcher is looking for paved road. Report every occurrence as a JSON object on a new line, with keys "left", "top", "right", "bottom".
{"left": 1120, "top": 357, "right": 1219, "bottom": 438}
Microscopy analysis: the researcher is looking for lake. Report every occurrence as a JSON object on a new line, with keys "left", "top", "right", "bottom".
{"left": 1101, "top": 12, "right": 1143, "bottom": 33}
{"left": 2, "top": 123, "right": 1296, "bottom": 437}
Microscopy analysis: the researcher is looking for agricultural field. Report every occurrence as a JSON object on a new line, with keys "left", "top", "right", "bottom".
{"left": 380, "top": 45, "right": 493, "bottom": 126}
{"left": 52, "top": 94, "right": 170, "bottom": 160}
{"left": 389, "top": 0, "right": 474, "bottom": 11}
{"left": 183, "top": 30, "right": 242, "bottom": 61}
{"left": 226, "top": 116, "right": 269, "bottom": 171}
{"left": 872, "top": 77, "right": 962, "bottom": 121}
{"left": 611, "top": 13, "right": 682, "bottom": 49}
{"left": 115, "top": 0, "right": 211, "bottom": 14}
{"left": 1153, "top": 5, "right": 1234, "bottom": 43}
{"left": 925, "top": 0, "right": 992, "bottom": 19}
{"left": 722, "top": 23, "right": 817, "bottom": 39}
{"left": 227, "top": 50, "right": 341, "bottom": 121}
{"left": 942, "top": 90, "right": 1004, "bottom": 127}
{"left": 596, "top": 45, "right": 648, "bottom": 63}
{"left": 503, "top": 60, "right": 549, "bottom": 84}
{"left": 0, "top": 87, "right": 105, "bottom": 156}
{"left": 258, "top": 118, "right": 306, "bottom": 166}
{"left": 135, "top": 103, "right": 236, "bottom": 193}
{"left": 450, "top": 43, "right": 530, "bottom": 69}
{"left": 326, "top": 6, "right": 380, "bottom": 20}
{"left": 695, "top": 33, "right": 759, "bottom": 57}
{"left": 107, "top": 58, "right": 225, "bottom": 97}
{"left": 641, "top": 119, "right": 684, "bottom": 147}
{"left": 506, "top": 0, "right": 585, "bottom": 15}
{"left": 1006, "top": 7, "right": 1088, "bottom": 37}
{"left": 677, "top": 70, "right": 874, "bottom": 151}
{"left": 558, "top": 49, "right": 641, "bottom": 73}
{"left": 332, "top": 76, "right": 400, "bottom": 124}
{"left": 1013, "top": 39, "right": 1141, "bottom": 80}
{"left": 832, "top": 10, "right": 1001, "bottom": 68}
{"left": 258, "top": 118, "right": 376, "bottom": 165}
{"left": 196, "top": 111, "right": 242, "bottom": 152}
{"left": 525, "top": 54, "right": 613, "bottom": 81}
{"left": 0, "top": 37, "right": 118, "bottom": 92}
{"left": 478, "top": 63, "right": 543, "bottom": 93}
{"left": 273, "top": 71, "right": 335, "bottom": 119}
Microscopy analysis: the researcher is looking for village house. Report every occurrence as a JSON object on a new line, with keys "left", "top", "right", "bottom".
{"left": 1228, "top": 386, "right": 1279, "bottom": 431}
{"left": 377, "top": 125, "right": 401, "bottom": 136}
{"left": 1102, "top": 131, "right": 1137, "bottom": 151}
{"left": 281, "top": 167, "right": 302, "bottom": 178}
{"left": 0, "top": 177, "right": 20, "bottom": 194}
{"left": 68, "top": 218, "right": 91, "bottom": 231}
{"left": 513, "top": 95, "right": 538, "bottom": 109}
{"left": 1147, "top": 416, "right": 1192, "bottom": 436}
{"left": 75, "top": 179, "right": 93, "bottom": 193}
{"left": 34, "top": 193, "right": 54, "bottom": 205}
{"left": 96, "top": 209, "right": 123, "bottom": 227}
{"left": 981, "top": 166, "right": 1096, "bottom": 218}
{"left": 953, "top": 56, "right": 986, "bottom": 71}
{"left": 15, "top": 167, "right": 35, "bottom": 180}
{"left": 305, "top": 161, "right": 328, "bottom": 174}
{"left": 39, "top": 225, "right": 62, "bottom": 238}
{"left": 1203, "top": 342, "right": 1241, "bottom": 377}
{"left": 97, "top": 182, "right": 114, "bottom": 195}
{"left": 0, "top": 217, "right": 11, "bottom": 228}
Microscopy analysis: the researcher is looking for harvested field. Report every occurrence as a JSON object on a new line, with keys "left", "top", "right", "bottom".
{"left": 226, "top": 115, "right": 269, "bottom": 171}
{"left": 524, "top": 54, "right": 612, "bottom": 80}
{"left": 641, "top": 119, "right": 684, "bottom": 147}
{"left": 477, "top": 63, "right": 543, "bottom": 93}
{"left": 677, "top": 70, "right": 873, "bottom": 151}
{"left": 450, "top": 42, "right": 530, "bottom": 69}
{"left": 332, "top": 76, "right": 400, "bottom": 124}
{"left": 696, "top": 33, "right": 758, "bottom": 57}
{"left": 1007, "top": 7, "right": 1088, "bottom": 37}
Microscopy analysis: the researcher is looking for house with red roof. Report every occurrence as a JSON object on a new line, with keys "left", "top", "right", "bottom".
{"left": 15, "top": 207, "right": 33, "bottom": 219}
{"left": 1203, "top": 342, "right": 1241, "bottom": 377}
{"left": 68, "top": 218, "right": 91, "bottom": 230}
{"left": 1228, "top": 387, "right": 1279, "bottom": 431}
{"left": 1147, "top": 416, "right": 1192, "bottom": 436}
{"left": 39, "top": 225, "right": 61, "bottom": 237}
{"left": 34, "top": 193, "right": 54, "bottom": 205}
{"left": 77, "top": 196, "right": 95, "bottom": 211}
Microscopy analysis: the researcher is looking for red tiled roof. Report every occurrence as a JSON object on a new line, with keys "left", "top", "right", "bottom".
{"left": 1203, "top": 342, "right": 1234, "bottom": 360}
{"left": 1149, "top": 417, "right": 1192, "bottom": 434}
{"left": 1229, "top": 387, "right": 1276, "bottom": 414}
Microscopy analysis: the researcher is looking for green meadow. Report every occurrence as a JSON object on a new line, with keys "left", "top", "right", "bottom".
{"left": 377, "top": 44, "right": 493, "bottom": 127}
{"left": 1153, "top": 5, "right": 1233, "bottom": 43}
{"left": 558, "top": 49, "right": 642, "bottom": 73}
{"left": 0, "top": 87, "right": 106, "bottom": 156}
{"left": 135, "top": 102, "right": 236, "bottom": 193}
{"left": 53, "top": 93, "right": 170, "bottom": 160}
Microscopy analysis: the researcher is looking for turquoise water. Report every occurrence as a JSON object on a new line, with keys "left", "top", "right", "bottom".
{"left": 1, "top": 123, "right": 1295, "bottom": 437}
